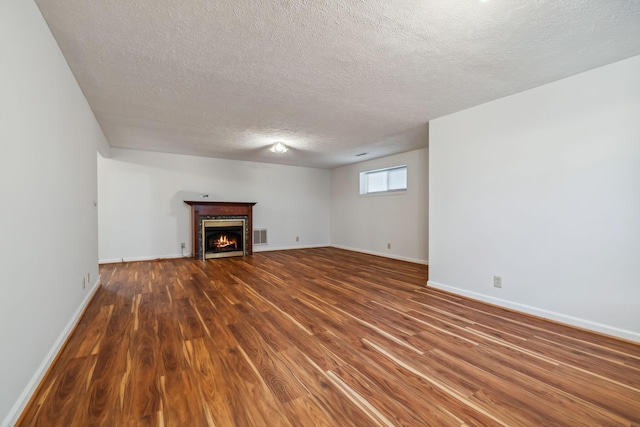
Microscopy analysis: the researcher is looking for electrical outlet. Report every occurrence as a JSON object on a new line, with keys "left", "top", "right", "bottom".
{"left": 296, "top": 236, "right": 299, "bottom": 242}
{"left": 181, "top": 242, "right": 186, "bottom": 249}
{"left": 387, "top": 243, "right": 391, "bottom": 249}
{"left": 493, "top": 275, "right": 502, "bottom": 288}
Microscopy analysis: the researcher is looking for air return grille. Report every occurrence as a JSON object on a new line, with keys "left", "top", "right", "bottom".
{"left": 253, "top": 229, "right": 268, "bottom": 245}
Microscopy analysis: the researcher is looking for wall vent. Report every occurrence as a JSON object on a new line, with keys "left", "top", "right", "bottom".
{"left": 253, "top": 229, "right": 268, "bottom": 245}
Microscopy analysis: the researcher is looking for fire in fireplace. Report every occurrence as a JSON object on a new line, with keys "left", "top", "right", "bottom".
{"left": 210, "top": 233, "right": 238, "bottom": 250}
{"left": 201, "top": 219, "right": 246, "bottom": 259}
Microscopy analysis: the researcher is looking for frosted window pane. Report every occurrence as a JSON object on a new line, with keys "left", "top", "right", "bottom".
{"left": 388, "top": 168, "right": 407, "bottom": 190}
{"left": 367, "top": 171, "right": 387, "bottom": 193}
{"left": 360, "top": 165, "right": 407, "bottom": 195}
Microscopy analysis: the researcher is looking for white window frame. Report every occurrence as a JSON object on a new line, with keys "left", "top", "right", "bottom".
{"left": 359, "top": 165, "right": 407, "bottom": 196}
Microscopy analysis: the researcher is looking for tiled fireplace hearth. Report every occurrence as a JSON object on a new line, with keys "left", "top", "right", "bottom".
{"left": 184, "top": 201, "right": 256, "bottom": 260}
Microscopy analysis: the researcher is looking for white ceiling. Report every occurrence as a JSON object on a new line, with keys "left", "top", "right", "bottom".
{"left": 35, "top": 0, "right": 640, "bottom": 169}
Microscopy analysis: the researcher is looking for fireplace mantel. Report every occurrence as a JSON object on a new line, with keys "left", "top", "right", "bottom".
{"left": 184, "top": 201, "right": 256, "bottom": 259}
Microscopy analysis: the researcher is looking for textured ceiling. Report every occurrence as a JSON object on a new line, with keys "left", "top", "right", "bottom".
{"left": 36, "top": 0, "right": 640, "bottom": 169}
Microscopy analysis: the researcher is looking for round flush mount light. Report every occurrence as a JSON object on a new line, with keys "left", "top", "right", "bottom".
{"left": 270, "top": 142, "right": 289, "bottom": 153}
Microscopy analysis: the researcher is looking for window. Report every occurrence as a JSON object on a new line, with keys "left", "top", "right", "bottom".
{"left": 359, "top": 165, "right": 407, "bottom": 195}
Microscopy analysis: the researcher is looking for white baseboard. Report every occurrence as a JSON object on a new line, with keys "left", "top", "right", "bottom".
{"left": 330, "top": 244, "right": 428, "bottom": 265}
{"left": 2, "top": 279, "right": 101, "bottom": 427}
{"left": 99, "top": 247, "right": 331, "bottom": 263}
{"left": 99, "top": 253, "right": 191, "bottom": 264}
{"left": 427, "top": 280, "right": 640, "bottom": 343}
{"left": 253, "top": 244, "right": 328, "bottom": 252}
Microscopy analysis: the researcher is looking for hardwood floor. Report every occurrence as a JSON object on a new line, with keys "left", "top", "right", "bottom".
{"left": 18, "top": 247, "right": 640, "bottom": 426}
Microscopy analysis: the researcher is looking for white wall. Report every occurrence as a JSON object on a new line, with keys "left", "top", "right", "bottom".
{"left": 330, "top": 148, "right": 429, "bottom": 264}
{"left": 0, "top": 1, "right": 106, "bottom": 425}
{"left": 429, "top": 55, "right": 640, "bottom": 342}
{"left": 98, "top": 148, "right": 330, "bottom": 262}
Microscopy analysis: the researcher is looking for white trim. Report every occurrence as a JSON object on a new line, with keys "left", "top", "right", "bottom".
{"left": 99, "top": 247, "right": 333, "bottom": 261}
{"left": 358, "top": 190, "right": 407, "bottom": 198}
{"left": 427, "top": 281, "right": 640, "bottom": 343}
{"left": 2, "top": 279, "right": 101, "bottom": 427}
{"left": 331, "top": 244, "right": 428, "bottom": 265}
{"left": 253, "top": 244, "right": 327, "bottom": 252}
{"left": 99, "top": 253, "right": 191, "bottom": 264}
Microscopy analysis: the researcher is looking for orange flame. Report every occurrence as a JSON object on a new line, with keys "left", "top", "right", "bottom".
{"left": 215, "top": 234, "right": 238, "bottom": 250}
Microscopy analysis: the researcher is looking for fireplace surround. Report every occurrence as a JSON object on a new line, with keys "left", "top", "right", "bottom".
{"left": 184, "top": 201, "right": 256, "bottom": 260}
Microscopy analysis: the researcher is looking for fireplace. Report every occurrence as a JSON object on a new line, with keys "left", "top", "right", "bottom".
{"left": 202, "top": 218, "right": 246, "bottom": 259}
{"left": 184, "top": 201, "right": 256, "bottom": 260}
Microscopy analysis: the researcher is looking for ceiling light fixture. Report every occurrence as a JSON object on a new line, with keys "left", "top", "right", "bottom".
{"left": 270, "top": 142, "right": 289, "bottom": 153}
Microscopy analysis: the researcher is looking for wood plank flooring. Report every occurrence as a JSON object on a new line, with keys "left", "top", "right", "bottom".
{"left": 18, "top": 247, "right": 640, "bottom": 426}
